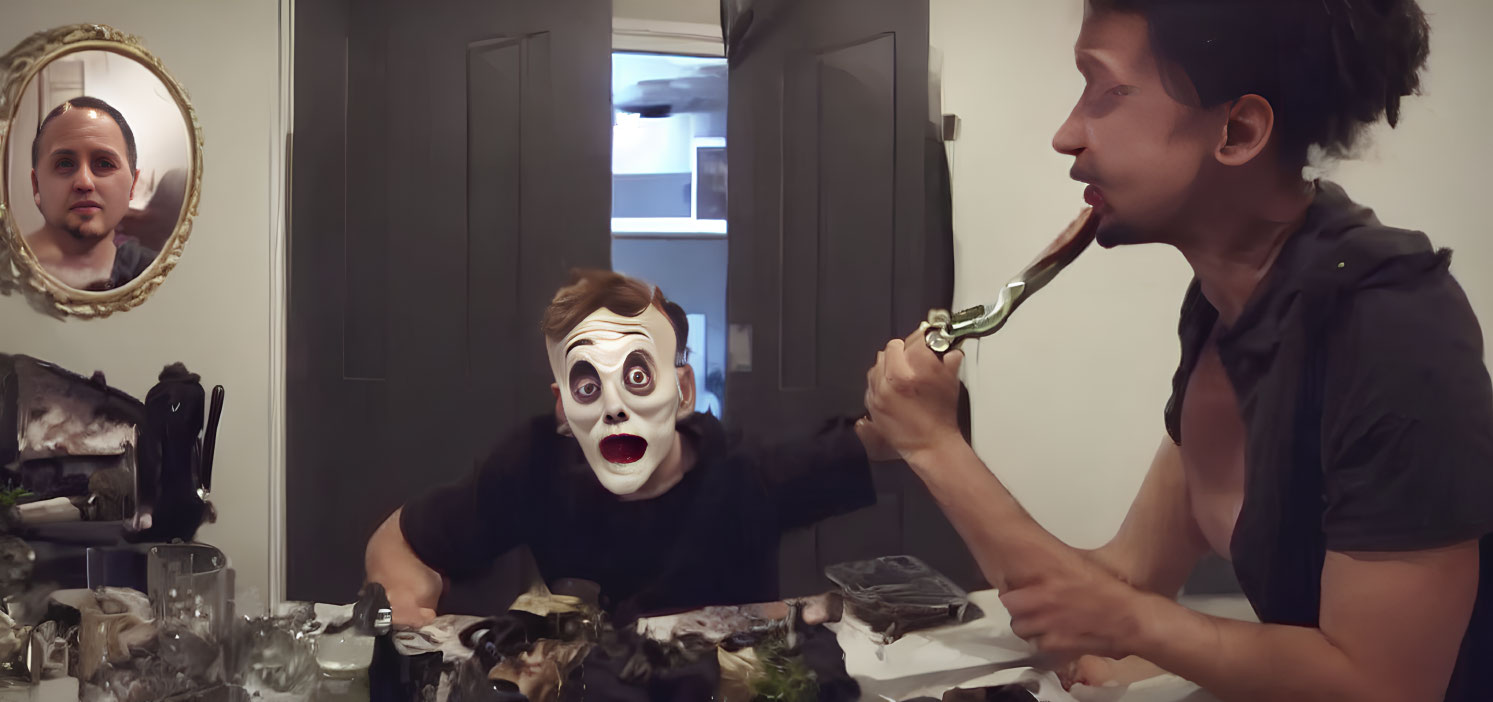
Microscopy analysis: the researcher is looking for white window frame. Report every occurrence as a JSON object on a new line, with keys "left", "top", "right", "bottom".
{"left": 609, "top": 25, "right": 729, "bottom": 238}
{"left": 612, "top": 17, "right": 724, "bottom": 57}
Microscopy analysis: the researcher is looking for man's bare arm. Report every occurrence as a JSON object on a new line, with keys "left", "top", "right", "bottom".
{"left": 865, "top": 332, "right": 1202, "bottom": 592}
{"left": 1127, "top": 543, "right": 1480, "bottom": 702}
{"left": 365, "top": 508, "right": 446, "bottom": 628}
{"left": 1085, "top": 437, "right": 1210, "bottom": 595}
{"left": 904, "top": 437, "right": 1105, "bottom": 591}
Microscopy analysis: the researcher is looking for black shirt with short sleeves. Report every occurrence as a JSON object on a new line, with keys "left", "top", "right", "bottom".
{"left": 1164, "top": 181, "right": 1493, "bottom": 701}
{"left": 400, "top": 411, "right": 875, "bottom": 619}
{"left": 108, "top": 240, "right": 157, "bottom": 289}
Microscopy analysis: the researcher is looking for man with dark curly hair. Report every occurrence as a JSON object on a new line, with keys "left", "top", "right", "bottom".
{"left": 864, "top": 1, "right": 1490, "bottom": 700}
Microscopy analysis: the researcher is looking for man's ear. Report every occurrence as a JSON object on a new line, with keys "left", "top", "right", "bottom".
{"left": 31, "top": 170, "right": 40, "bottom": 207}
{"left": 1215, "top": 94, "right": 1274, "bottom": 167}
{"left": 551, "top": 382, "right": 572, "bottom": 436}
{"left": 675, "top": 365, "right": 696, "bottom": 419}
{"left": 130, "top": 169, "right": 140, "bottom": 200}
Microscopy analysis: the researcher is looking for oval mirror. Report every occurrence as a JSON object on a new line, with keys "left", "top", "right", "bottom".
{"left": 0, "top": 25, "right": 202, "bottom": 317}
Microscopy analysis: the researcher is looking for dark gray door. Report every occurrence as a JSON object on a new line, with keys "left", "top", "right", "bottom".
{"left": 724, "top": 0, "right": 978, "bottom": 594}
{"left": 288, "top": 0, "right": 612, "bottom": 610}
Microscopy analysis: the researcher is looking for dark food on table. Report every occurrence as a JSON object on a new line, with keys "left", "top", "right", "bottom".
{"left": 656, "top": 592, "right": 843, "bottom": 651}
{"left": 906, "top": 682, "right": 1042, "bottom": 702}
{"left": 577, "top": 616, "right": 857, "bottom": 702}
{"left": 940, "top": 681, "right": 1043, "bottom": 701}
{"left": 449, "top": 608, "right": 600, "bottom": 702}
{"left": 430, "top": 588, "right": 857, "bottom": 702}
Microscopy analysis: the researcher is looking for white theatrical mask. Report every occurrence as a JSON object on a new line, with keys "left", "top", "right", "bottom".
{"left": 546, "top": 305, "right": 689, "bottom": 495}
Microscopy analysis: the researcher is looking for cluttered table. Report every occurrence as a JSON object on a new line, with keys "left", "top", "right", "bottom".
{"left": 5, "top": 550, "right": 1254, "bottom": 702}
{"left": 4, "top": 590, "right": 1248, "bottom": 702}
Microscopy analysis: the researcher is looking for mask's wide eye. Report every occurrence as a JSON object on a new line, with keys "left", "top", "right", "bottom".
{"left": 569, "top": 361, "right": 601, "bottom": 403}
{"left": 623, "top": 350, "right": 656, "bottom": 394}
{"left": 575, "top": 380, "right": 600, "bottom": 400}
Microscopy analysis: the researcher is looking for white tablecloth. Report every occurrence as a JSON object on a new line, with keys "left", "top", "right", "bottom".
{"left": 833, "top": 590, "right": 1253, "bottom": 702}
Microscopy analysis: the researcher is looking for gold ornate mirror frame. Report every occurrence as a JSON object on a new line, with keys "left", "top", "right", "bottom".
{"left": 0, "top": 24, "right": 203, "bottom": 318}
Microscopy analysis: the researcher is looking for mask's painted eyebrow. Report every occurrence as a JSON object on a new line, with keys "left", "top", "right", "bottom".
{"left": 565, "top": 331, "right": 646, "bottom": 355}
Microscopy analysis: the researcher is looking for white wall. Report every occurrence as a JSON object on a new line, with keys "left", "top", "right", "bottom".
{"left": 0, "top": 2, "right": 286, "bottom": 599}
{"left": 931, "top": 0, "right": 1493, "bottom": 548}
{"left": 613, "top": 0, "right": 719, "bottom": 26}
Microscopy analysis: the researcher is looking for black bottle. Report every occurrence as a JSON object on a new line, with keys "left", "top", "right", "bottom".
{"left": 128, "top": 363, "right": 223, "bottom": 543}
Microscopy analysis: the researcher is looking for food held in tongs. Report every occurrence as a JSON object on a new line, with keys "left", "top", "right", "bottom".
{"left": 925, "top": 207, "right": 1100, "bottom": 354}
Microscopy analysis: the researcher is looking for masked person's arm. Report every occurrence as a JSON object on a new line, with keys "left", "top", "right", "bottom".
{"left": 365, "top": 416, "right": 547, "bottom": 628}
{"left": 755, "top": 416, "right": 880, "bottom": 532}
{"left": 365, "top": 508, "right": 444, "bottom": 628}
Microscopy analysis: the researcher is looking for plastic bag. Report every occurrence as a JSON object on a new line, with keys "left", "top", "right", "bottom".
{"left": 825, "top": 555, "right": 975, "bottom": 642}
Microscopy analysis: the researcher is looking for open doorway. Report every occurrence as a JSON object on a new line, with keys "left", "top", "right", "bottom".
{"left": 610, "top": 51, "right": 729, "bottom": 416}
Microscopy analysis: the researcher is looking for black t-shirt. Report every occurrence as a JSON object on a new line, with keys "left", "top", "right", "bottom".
{"left": 108, "top": 240, "right": 157, "bottom": 289}
{"left": 1164, "top": 181, "right": 1493, "bottom": 701}
{"left": 401, "top": 412, "right": 876, "bottom": 618}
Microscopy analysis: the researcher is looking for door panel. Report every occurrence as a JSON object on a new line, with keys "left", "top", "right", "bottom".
{"left": 288, "top": 0, "right": 611, "bottom": 612}
{"left": 727, "top": 0, "right": 981, "bottom": 594}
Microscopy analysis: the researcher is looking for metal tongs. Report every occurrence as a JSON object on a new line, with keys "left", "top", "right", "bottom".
{"left": 924, "top": 208, "right": 1100, "bottom": 355}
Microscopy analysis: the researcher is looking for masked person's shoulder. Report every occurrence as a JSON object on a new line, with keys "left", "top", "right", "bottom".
{"left": 679, "top": 410, "right": 733, "bottom": 448}
{"left": 466, "top": 413, "right": 584, "bottom": 479}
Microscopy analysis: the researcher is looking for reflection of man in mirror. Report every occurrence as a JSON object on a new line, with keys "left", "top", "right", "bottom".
{"left": 367, "top": 270, "right": 899, "bottom": 626}
{"left": 25, "top": 97, "right": 158, "bottom": 291}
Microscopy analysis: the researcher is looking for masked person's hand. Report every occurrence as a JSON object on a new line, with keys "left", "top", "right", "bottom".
{"left": 389, "top": 594, "right": 438, "bottom": 630}
{"left": 863, "top": 327, "right": 966, "bottom": 463}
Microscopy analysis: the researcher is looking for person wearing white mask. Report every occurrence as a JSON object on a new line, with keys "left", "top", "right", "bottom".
{"left": 366, "top": 269, "right": 896, "bottom": 626}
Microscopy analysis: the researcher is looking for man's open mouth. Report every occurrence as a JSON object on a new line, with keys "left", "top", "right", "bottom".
{"left": 600, "top": 434, "right": 648, "bottom": 464}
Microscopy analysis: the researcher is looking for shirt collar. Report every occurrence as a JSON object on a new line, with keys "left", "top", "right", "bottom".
{"left": 1216, "top": 181, "right": 1382, "bottom": 345}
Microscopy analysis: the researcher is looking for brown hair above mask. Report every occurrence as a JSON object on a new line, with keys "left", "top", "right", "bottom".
{"left": 541, "top": 269, "right": 687, "bottom": 360}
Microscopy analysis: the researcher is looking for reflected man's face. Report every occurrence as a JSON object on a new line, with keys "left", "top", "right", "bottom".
{"left": 31, "top": 107, "right": 139, "bottom": 242}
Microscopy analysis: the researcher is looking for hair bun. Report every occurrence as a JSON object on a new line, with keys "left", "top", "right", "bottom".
{"left": 1322, "top": 0, "right": 1430, "bottom": 128}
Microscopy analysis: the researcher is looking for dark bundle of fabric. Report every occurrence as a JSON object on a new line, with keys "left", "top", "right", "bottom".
{"left": 563, "top": 620, "right": 858, "bottom": 702}
{"left": 447, "top": 611, "right": 596, "bottom": 702}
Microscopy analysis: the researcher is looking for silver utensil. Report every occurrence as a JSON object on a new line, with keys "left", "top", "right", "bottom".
{"left": 925, "top": 208, "right": 1099, "bottom": 355}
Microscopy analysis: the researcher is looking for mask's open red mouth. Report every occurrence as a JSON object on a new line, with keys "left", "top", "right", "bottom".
{"left": 600, "top": 434, "right": 648, "bottom": 464}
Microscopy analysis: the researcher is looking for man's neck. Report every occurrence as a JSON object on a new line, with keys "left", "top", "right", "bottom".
{"left": 28, "top": 225, "right": 116, "bottom": 266}
{"left": 618, "top": 427, "right": 696, "bottom": 502}
{"left": 1176, "top": 177, "right": 1315, "bottom": 326}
